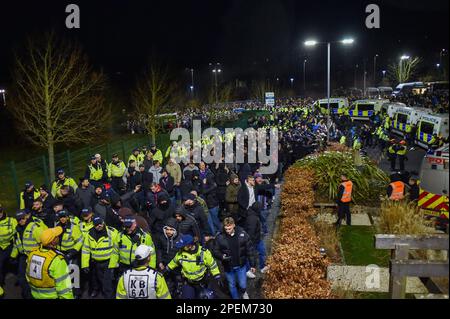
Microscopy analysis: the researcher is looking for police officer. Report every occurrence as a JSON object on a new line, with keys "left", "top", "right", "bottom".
{"left": 25, "top": 227, "right": 74, "bottom": 299}
{"left": 116, "top": 245, "right": 171, "bottom": 299}
{"left": 11, "top": 209, "right": 48, "bottom": 299}
{"left": 335, "top": 174, "right": 353, "bottom": 227}
{"left": 19, "top": 181, "right": 40, "bottom": 210}
{"left": 85, "top": 156, "right": 104, "bottom": 188}
{"left": 108, "top": 153, "right": 127, "bottom": 193}
{"left": 55, "top": 210, "right": 83, "bottom": 297}
{"left": 396, "top": 140, "right": 408, "bottom": 171}
{"left": 81, "top": 216, "right": 118, "bottom": 298}
{"left": 388, "top": 140, "right": 398, "bottom": 171}
{"left": 150, "top": 144, "right": 163, "bottom": 165}
{"left": 79, "top": 208, "right": 95, "bottom": 239}
{"left": 0, "top": 206, "right": 17, "bottom": 295}
{"left": 51, "top": 169, "right": 78, "bottom": 199}
{"left": 109, "top": 215, "right": 156, "bottom": 275}
{"left": 167, "top": 234, "right": 221, "bottom": 299}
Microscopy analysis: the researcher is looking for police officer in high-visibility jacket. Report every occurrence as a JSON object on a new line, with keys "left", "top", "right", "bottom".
{"left": 128, "top": 148, "right": 143, "bottom": 167}
{"left": 20, "top": 181, "right": 40, "bottom": 211}
{"left": 79, "top": 208, "right": 95, "bottom": 239}
{"left": 11, "top": 210, "right": 48, "bottom": 299}
{"left": 51, "top": 168, "right": 78, "bottom": 199}
{"left": 109, "top": 216, "right": 156, "bottom": 274}
{"left": 388, "top": 140, "right": 398, "bottom": 171}
{"left": 0, "top": 206, "right": 17, "bottom": 295}
{"left": 335, "top": 175, "right": 353, "bottom": 227}
{"left": 26, "top": 226, "right": 74, "bottom": 299}
{"left": 396, "top": 140, "right": 408, "bottom": 171}
{"left": 108, "top": 153, "right": 127, "bottom": 193}
{"left": 387, "top": 174, "right": 406, "bottom": 201}
{"left": 150, "top": 144, "right": 163, "bottom": 165}
{"left": 167, "top": 234, "right": 221, "bottom": 299}
{"left": 85, "top": 156, "right": 104, "bottom": 188}
{"left": 55, "top": 210, "right": 83, "bottom": 297}
{"left": 82, "top": 216, "right": 119, "bottom": 298}
{"left": 116, "top": 245, "right": 171, "bottom": 299}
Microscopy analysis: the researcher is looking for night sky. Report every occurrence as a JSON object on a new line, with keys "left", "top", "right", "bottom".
{"left": 0, "top": 0, "right": 449, "bottom": 90}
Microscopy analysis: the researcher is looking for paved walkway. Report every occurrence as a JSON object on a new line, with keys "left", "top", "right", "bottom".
{"left": 327, "top": 265, "right": 428, "bottom": 293}
{"left": 315, "top": 213, "right": 372, "bottom": 226}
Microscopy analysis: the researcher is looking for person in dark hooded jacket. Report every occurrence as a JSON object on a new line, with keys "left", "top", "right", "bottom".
{"left": 244, "top": 202, "right": 268, "bottom": 273}
{"left": 155, "top": 218, "right": 181, "bottom": 268}
{"left": 159, "top": 169, "right": 175, "bottom": 199}
{"left": 172, "top": 206, "right": 201, "bottom": 242}
{"left": 182, "top": 193, "right": 212, "bottom": 239}
{"left": 214, "top": 163, "right": 230, "bottom": 216}
{"left": 143, "top": 183, "right": 169, "bottom": 216}
{"left": 200, "top": 175, "right": 220, "bottom": 235}
{"left": 148, "top": 193, "right": 175, "bottom": 236}
{"left": 179, "top": 170, "right": 194, "bottom": 198}
{"left": 191, "top": 170, "right": 202, "bottom": 194}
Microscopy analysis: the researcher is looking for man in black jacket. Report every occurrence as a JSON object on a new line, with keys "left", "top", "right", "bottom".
{"left": 148, "top": 193, "right": 174, "bottom": 237}
{"left": 244, "top": 202, "right": 268, "bottom": 275}
{"left": 154, "top": 219, "right": 181, "bottom": 297}
{"left": 200, "top": 175, "right": 221, "bottom": 235}
{"left": 172, "top": 206, "right": 201, "bottom": 243}
{"left": 183, "top": 193, "right": 212, "bottom": 242}
{"left": 213, "top": 217, "right": 256, "bottom": 299}
{"left": 31, "top": 198, "right": 55, "bottom": 228}
{"left": 159, "top": 169, "right": 175, "bottom": 202}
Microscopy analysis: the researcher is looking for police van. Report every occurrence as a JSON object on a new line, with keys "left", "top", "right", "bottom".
{"left": 415, "top": 113, "right": 449, "bottom": 149}
{"left": 314, "top": 98, "right": 349, "bottom": 115}
{"left": 418, "top": 144, "right": 449, "bottom": 229}
{"left": 381, "top": 102, "right": 405, "bottom": 118}
{"left": 390, "top": 106, "right": 432, "bottom": 137}
{"left": 347, "top": 99, "right": 389, "bottom": 120}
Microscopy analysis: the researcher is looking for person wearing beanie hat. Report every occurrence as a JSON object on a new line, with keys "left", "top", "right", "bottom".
{"left": 154, "top": 218, "right": 181, "bottom": 277}
{"left": 225, "top": 173, "right": 241, "bottom": 220}
{"left": 81, "top": 214, "right": 119, "bottom": 299}
{"left": 25, "top": 226, "right": 74, "bottom": 299}
{"left": 20, "top": 181, "right": 40, "bottom": 211}
{"left": 116, "top": 244, "right": 171, "bottom": 299}
{"left": 148, "top": 193, "right": 174, "bottom": 237}
{"left": 10, "top": 209, "right": 48, "bottom": 299}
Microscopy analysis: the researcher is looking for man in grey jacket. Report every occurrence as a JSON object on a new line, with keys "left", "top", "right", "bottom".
{"left": 75, "top": 177, "right": 96, "bottom": 209}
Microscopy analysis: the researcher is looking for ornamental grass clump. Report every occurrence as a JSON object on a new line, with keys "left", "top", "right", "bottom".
{"left": 294, "top": 151, "right": 389, "bottom": 204}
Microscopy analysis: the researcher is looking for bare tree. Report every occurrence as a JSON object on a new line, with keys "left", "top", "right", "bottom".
{"left": 10, "top": 33, "right": 109, "bottom": 181}
{"left": 388, "top": 57, "right": 421, "bottom": 84}
{"left": 133, "top": 64, "right": 177, "bottom": 143}
{"left": 251, "top": 80, "right": 279, "bottom": 102}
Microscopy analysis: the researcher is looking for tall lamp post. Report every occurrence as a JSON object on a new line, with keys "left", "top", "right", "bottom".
{"left": 305, "top": 38, "right": 355, "bottom": 140}
{"left": 373, "top": 54, "right": 379, "bottom": 86}
{"left": 212, "top": 67, "right": 222, "bottom": 105}
{"left": 303, "top": 59, "right": 307, "bottom": 94}
{"left": 0, "top": 89, "right": 5, "bottom": 106}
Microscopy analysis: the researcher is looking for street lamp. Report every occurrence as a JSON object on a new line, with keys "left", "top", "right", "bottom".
{"left": 382, "top": 70, "right": 386, "bottom": 79}
{"left": 0, "top": 89, "right": 5, "bottom": 106}
{"left": 304, "top": 37, "right": 355, "bottom": 141}
{"left": 303, "top": 59, "right": 307, "bottom": 93}
{"left": 290, "top": 78, "right": 294, "bottom": 88}
{"left": 212, "top": 67, "right": 222, "bottom": 105}
{"left": 373, "top": 54, "right": 379, "bottom": 85}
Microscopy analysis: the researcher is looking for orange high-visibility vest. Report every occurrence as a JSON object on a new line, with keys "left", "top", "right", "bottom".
{"left": 340, "top": 181, "right": 353, "bottom": 203}
{"left": 389, "top": 181, "right": 405, "bottom": 200}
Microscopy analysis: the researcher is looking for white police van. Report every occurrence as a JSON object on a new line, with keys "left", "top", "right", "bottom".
{"left": 415, "top": 113, "right": 449, "bottom": 148}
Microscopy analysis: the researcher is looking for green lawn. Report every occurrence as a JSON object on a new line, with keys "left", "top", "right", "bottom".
{"left": 339, "top": 225, "right": 390, "bottom": 268}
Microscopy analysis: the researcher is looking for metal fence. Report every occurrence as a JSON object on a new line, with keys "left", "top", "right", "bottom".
{"left": 0, "top": 133, "right": 170, "bottom": 211}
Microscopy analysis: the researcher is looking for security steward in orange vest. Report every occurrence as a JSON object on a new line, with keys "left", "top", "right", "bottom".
{"left": 335, "top": 175, "right": 353, "bottom": 227}
{"left": 387, "top": 173, "right": 406, "bottom": 201}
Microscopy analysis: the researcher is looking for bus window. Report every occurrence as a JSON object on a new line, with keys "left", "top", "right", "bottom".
{"left": 421, "top": 121, "right": 435, "bottom": 135}
{"left": 397, "top": 113, "right": 408, "bottom": 124}
{"left": 357, "top": 104, "right": 374, "bottom": 112}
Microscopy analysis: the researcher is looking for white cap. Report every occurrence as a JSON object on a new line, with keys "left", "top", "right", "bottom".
{"left": 135, "top": 245, "right": 153, "bottom": 260}
{"left": 95, "top": 153, "right": 101, "bottom": 159}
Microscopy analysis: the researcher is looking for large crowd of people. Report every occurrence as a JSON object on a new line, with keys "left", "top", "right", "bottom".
{"left": 0, "top": 90, "right": 448, "bottom": 300}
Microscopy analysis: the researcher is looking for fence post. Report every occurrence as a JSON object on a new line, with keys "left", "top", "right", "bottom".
{"left": 67, "top": 150, "right": 73, "bottom": 177}
{"left": 389, "top": 243, "right": 409, "bottom": 299}
{"left": 10, "top": 161, "right": 20, "bottom": 207}
{"left": 42, "top": 156, "right": 49, "bottom": 186}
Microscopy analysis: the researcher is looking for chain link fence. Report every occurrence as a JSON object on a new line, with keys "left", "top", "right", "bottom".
{"left": 0, "top": 133, "right": 170, "bottom": 212}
